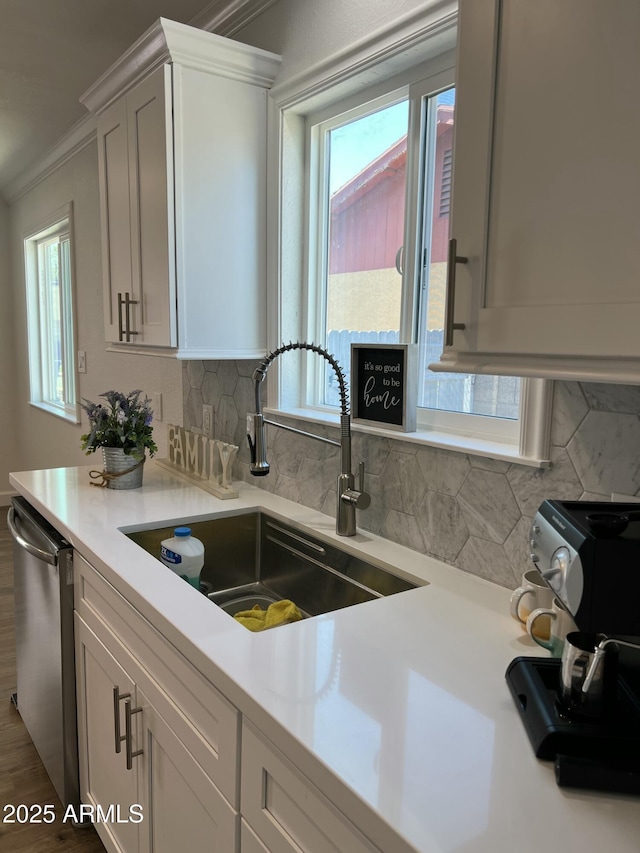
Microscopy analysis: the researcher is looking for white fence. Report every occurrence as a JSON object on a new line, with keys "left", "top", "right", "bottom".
{"left": 325, "top": 329, "right": 519, "bottom": 419}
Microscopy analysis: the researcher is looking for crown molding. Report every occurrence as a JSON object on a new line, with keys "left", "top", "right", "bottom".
{"left": 4, "top": 114, "right": 97, "bottom": 206}
{"left": 79, "top": 17, "right": 280, "bottom": 114}
{"left": 4, "top": 0, "right": 277, "bottom": 204}
{"left": 188, "top": 0, "right": 280, "bottom": 37}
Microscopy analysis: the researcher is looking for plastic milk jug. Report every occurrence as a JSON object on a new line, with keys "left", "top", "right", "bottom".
{"left": 160, "top": 527, "right": 204, "bottom": 589}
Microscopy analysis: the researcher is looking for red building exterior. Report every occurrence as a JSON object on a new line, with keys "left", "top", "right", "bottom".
{"left": 328, "top": 104, "right": 454, "bottom": 274}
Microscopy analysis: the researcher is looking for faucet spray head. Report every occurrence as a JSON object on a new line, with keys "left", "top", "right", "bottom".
{"left": 247, "top": 412, "right": 270, "bottom": 476}
{"left": 247, "top": 366, "right": 269, "bottom": 476}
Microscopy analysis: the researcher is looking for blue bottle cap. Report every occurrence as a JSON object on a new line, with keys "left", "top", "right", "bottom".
{"left": 174, "top": 526, "right": 191, "bottom": 537}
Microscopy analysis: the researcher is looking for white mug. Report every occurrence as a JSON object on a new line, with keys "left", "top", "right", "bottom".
{"left": 510, "top": 569, "right": 554, "bottom": 640}
{"left": 526, "top": 598, "right": 577, "bottom": 657}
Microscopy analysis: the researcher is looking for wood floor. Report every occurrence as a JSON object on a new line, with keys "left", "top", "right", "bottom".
{"left": 0, "top": 511, "right": 105, "bottom": 852}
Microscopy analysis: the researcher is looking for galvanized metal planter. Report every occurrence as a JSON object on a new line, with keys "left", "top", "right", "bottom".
{"left": 101, "top": 447, "right": 145, "bottom": 490}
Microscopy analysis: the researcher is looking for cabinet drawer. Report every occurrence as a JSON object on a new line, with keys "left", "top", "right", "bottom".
{"left": 241, "top": 721, "right": 380, "bottom": 853}
{"left": 75, "top": 553, "right": 240, "bottom": 807}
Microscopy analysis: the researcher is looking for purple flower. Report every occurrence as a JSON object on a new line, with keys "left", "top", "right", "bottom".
{"left": 80, "top": 389, "right": 157, "bottom": 457}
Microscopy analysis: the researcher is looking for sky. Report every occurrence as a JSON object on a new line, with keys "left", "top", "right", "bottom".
{"left": 329, "top": 101, "right": 408, "bottom": 193}
{"left": 328, "top": 88, "right": 455, "bottom": 194}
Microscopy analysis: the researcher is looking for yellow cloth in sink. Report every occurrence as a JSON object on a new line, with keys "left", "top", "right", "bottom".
{"left": 233, "top": 599, "right": 303, "bottom": 631}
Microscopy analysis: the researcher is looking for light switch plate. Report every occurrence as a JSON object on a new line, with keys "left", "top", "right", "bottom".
{"left": 153, "top": 392, "right": 163, "bottom": 422}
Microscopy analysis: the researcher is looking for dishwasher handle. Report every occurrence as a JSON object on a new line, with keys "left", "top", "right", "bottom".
{"left": 7, "top": 506, "right": 59, "bottom": 566}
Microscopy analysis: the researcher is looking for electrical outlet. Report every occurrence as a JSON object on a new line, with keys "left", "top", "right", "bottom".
{"left": 77, "top": 351, "right": 86, "bottom": 373}
{"left": 153, "top": 392, "right": 163, "bottom": 422}
{"left": 202, "top": 404, "right": 214, "bottom": 437}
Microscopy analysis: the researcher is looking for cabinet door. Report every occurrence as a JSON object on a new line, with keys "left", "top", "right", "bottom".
{"left": 172, "top": 63, "right": 267, "bottom": 358}
{"left": 241, "top": 722, "right": 380, "bottom": 853}
{"left": 136, "top": 685, "right": 238, "bottom": 853}
{"left": 127, "top": 65, "right": 176, "bottom": 347}
{"left": 97, "top": 97, "right": 133, "bottom": 344}
{"left": 241, "top": 819, "right": 270, "bottom": 853}
{"left": 442, "top": 0, "right": 640, "bottom": 381}
{"left": 75, "top": 552, "right": 241, "bottom": 808}
{"left": 75, "top": 614, "right": 140, "bottom": 853}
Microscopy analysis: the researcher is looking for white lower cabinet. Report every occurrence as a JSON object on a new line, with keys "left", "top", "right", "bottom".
{"left": 75, "top": 614, "right": 140, "bottom": 853}
{"left": 75, "top": 553, "right": 240, "bottom": 853}
{"left": 75, "top": 554, "right": 383, "bottom": 853}
{"left": 241, "top": 721, "right": 381, "bottom": 853}
{"left": 75, "top": 614, "right": 238, "bottom": 853}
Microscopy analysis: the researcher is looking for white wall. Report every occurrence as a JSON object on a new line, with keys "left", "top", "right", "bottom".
{"left": 0, "top": 199, "right": 19, "bottom": 502}
{"left": 5, "top": 141, "right": 183, "bottom": 499}
{"left": 236, "top": 0, "right": 445, "bottom": 85}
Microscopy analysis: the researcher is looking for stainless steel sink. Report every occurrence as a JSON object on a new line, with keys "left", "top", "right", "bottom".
{"left": 125, "top": 510, "right": 419, "bottom": 622}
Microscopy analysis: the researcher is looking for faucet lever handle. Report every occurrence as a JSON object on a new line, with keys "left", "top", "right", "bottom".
{"left": 341, "top": 462, "right": 371, "bottom": 511}
{"left": 358, "top": 461, "right": 366, "bottom": 493}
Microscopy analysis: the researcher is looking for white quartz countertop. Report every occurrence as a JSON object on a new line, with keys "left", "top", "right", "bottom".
{"left": 9, "top": 462, "right": 640, "bottom": 852}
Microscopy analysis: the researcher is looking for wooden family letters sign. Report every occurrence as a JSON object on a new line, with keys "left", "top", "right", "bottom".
{"left": 351, "top": 343, "right": 417, "bottom": 432}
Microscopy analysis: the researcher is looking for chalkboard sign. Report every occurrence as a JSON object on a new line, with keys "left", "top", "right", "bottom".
{"left": 351, "top": 344, "right": 417, "bottom": 432}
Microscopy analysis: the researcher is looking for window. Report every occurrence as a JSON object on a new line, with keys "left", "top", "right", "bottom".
{"left": 271, "top": 44, "right": 551, "bottom": 466}
{"left": 24, "top": 205, "right": 78, "bottom": 422}
{"left": 310, "top": 93, "right": 408, "bottom": 409}
{"left": 409, "top": 84, "right": 522, "bottom": 445}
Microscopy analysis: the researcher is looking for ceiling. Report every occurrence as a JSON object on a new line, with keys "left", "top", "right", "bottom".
{"left": 0, "top": 0, "right": 220, "bottom": 201}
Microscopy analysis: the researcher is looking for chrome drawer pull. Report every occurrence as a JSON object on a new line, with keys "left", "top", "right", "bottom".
{"left": 113, "top": 686, "right": 131, "bottom": 754}
{"left": 445, "top": 237, "right": 467, "bottom": 346}
{"left": 117, "top": 292, "right": 139, "bottom": 342}
{"left": 124, "top": 699, "right": 143, "bottom": 770}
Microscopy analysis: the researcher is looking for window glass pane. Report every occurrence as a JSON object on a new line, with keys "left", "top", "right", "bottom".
{"left": 41, "top": 238, "right": 63, "bottom": 406}
{"left": 60, "top": 236, "right": 75, "bottom": 407}
{"left": 323, "top": 100, "right": 408, "bottom": 405}
{"left": 25, "top": 213, "right": 76, "bottom": 421}
{"left": 418, "top": 88, "right": 520, "bottom": 421}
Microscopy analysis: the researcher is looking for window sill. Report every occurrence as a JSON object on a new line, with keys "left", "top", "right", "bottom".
{"left": 30, "top": 400, "right": 80, "bottom": 424}
{"left": 264, "top": 406, "right": 551, "bottom": 468}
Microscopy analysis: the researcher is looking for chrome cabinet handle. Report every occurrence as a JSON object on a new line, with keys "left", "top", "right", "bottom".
{"left": 123, "top": 293, "right": 139, "bottom": 342}
{"left": 445, "top": 238, "right": 467, "bottom": 346}
{"left": 117, "top": 293, "right": 139, "bottom": 342}
{"left": 124, "top": 698, "right": 143, "bottom": 770}
{"left": 113, "top": 686, "right": 131, "bottom": 754}
{"left": 117, "top": 293, "right": 124, "bottom": 342}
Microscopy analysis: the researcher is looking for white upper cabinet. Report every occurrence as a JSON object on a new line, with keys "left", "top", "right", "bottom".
{"left": 434, "top": 0, "right": 640, "bottom": 382}
{"left": 81, "top": 18, "right": 281, "bottom": 358}
{"left": 96, "top": 67, "right": 175, "bottom": 348}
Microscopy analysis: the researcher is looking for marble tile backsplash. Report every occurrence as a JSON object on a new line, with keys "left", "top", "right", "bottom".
{"left": 183, "top": 361, "right": 640, "bottom": 588}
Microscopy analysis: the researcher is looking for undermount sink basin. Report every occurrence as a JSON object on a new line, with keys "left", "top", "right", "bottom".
{"left": 124, "top": 510, "right": 419, "bottom": 623}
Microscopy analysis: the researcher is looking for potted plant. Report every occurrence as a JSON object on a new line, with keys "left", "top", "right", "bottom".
{"left": 81, "top": 390, "right": 157, "bottom": 489}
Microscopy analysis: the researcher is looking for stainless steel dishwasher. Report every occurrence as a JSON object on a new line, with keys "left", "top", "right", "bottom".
{"left": 7, "top": 495, "right": 80, "bottom": 811}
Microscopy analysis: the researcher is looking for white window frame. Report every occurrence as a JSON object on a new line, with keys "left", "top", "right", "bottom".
{"left": 306, "top": 88, "right": 410, "bottom": 412}
{"left": 266, "top": 21, "right": 551, "bottom": 467}
{"left": 405, "top": 75, "right": 529, "bottom": 446}
{"left": 24, "top": 203, "right": 79, "bottom": 423}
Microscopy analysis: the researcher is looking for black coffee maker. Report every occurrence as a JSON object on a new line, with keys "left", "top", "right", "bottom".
{"left": 505, "top": 500, "right": 640, "bottom": 794}
{"left": 529, "top": 499, "right": 640, "bottom": 635}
